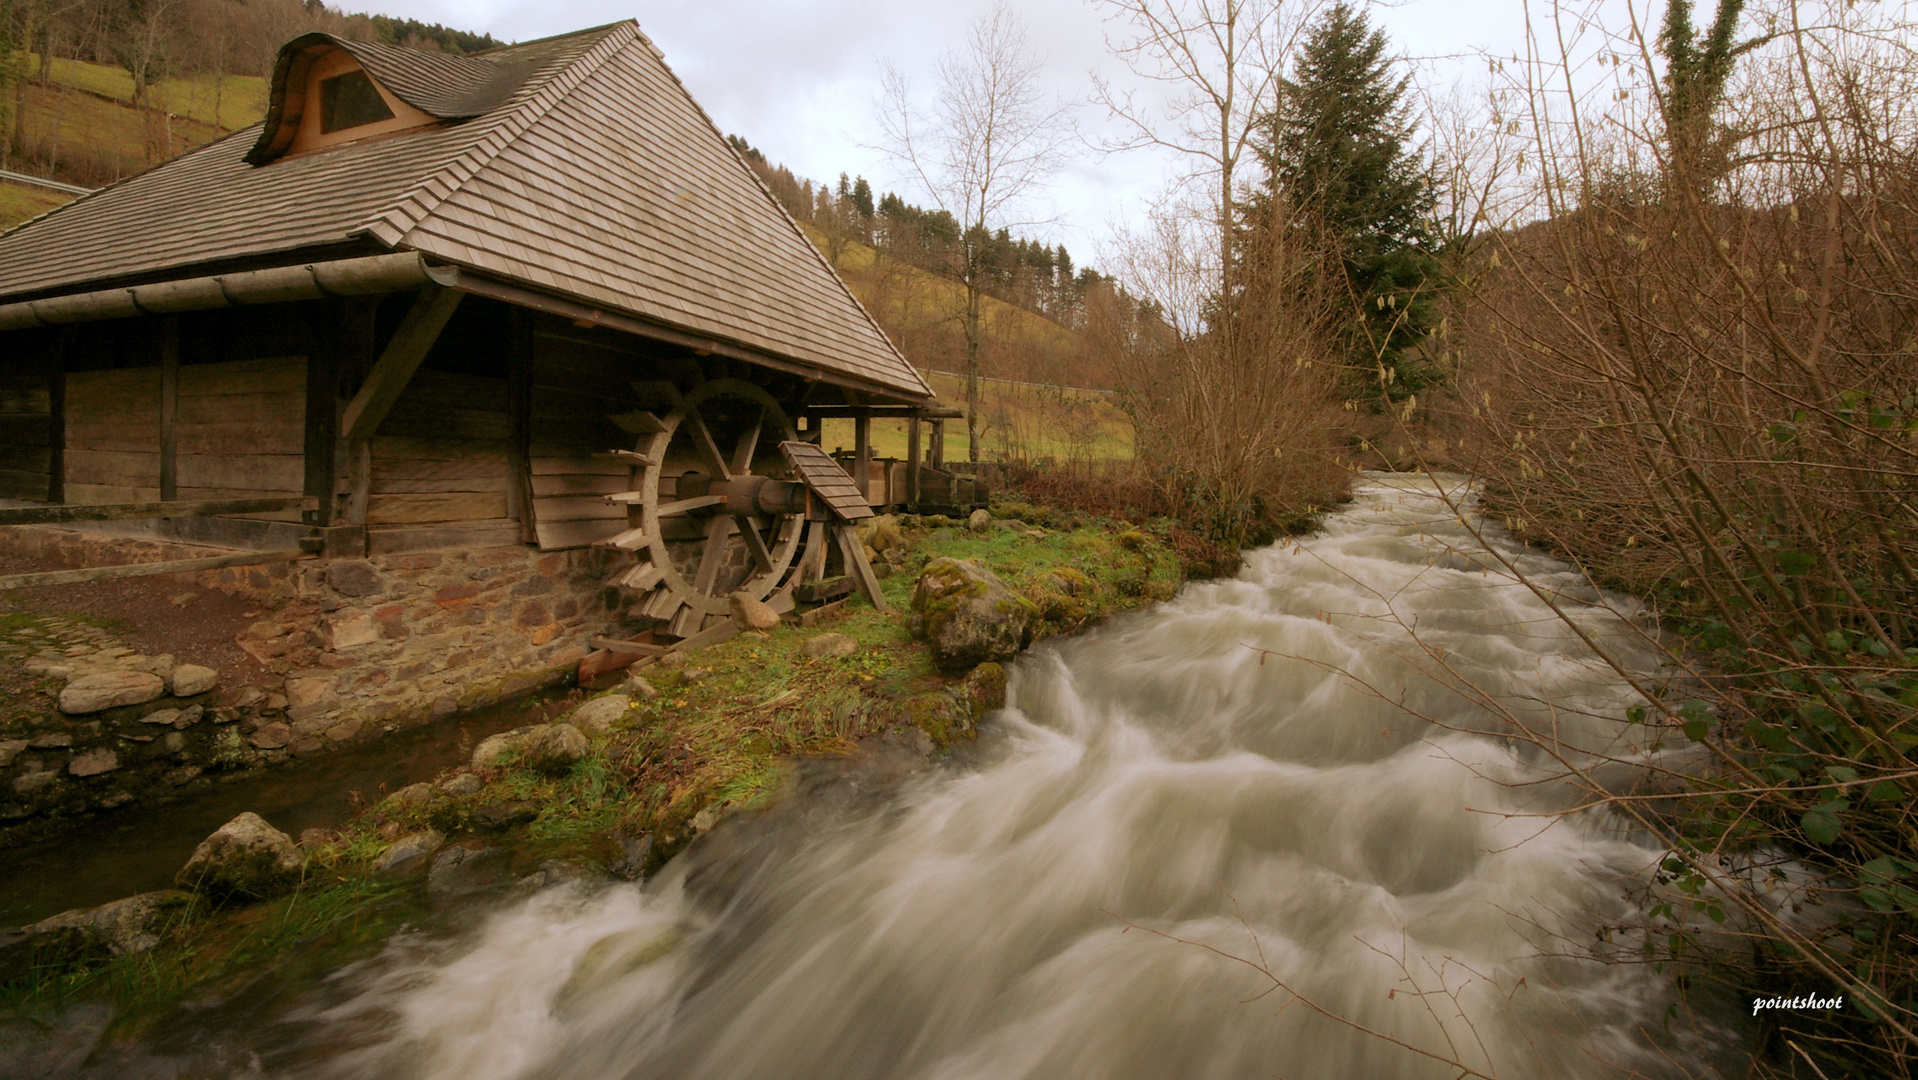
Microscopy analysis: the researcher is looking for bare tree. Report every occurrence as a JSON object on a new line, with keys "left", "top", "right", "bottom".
{"left": 877, "top": 4, "right": 1074, "bottom": 462}
{"left": 1091, "top": 0, "right": 1326, "bottom": 298}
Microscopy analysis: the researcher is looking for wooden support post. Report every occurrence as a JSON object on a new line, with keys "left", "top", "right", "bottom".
{"left": 906, "top": 417, "right": 922, "bottom": 510}
{"left": 337, "top": 288, "right": 460, "bottom": 526}
{"left": 930, "top": 419, "right": 946, "bottom": 470}
{"left": 47, "top": 331, "right": 66, "bottom": 504}
{"left": 508, "top": 307, "right": 532, "bottom": 542}
{"left": 854, "top": 409, "right": 872, "bottom": 504}
{"left": 304, "top": 304, "right": 342, "bottom": 525}
{"left": 158, "top": 316, "right": 179, "bottom": 501}
{"left": 834, "top": 523, "right": 889, "bottom": 613}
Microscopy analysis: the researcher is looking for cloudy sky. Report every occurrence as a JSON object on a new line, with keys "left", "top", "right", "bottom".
{"left": 360, "top": 0, "right": 1545, "bottom": 267}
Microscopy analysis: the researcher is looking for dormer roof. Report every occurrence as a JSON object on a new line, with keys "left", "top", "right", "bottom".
{"left": 0, "top": 22, "right": 932, "bottom": 403}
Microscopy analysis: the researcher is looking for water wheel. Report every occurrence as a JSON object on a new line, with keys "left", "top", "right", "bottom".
{"left": 601, "top": 378, "right": 809, "bottom": 638}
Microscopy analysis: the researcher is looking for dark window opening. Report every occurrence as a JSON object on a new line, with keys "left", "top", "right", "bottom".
{"left": 319, "top": 70, "right": 395, "bottom": 134}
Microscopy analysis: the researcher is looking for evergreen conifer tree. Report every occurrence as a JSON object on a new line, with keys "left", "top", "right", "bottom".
{"left": 1251, "top": 1, "right": 1438, "bottom": 398}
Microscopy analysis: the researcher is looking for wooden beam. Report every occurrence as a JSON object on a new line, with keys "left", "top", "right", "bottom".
{"left": 338, "top": 286, "right": 463, "bottom": 443}
{"left": 158, "top": 316, "right": 179, "bottom": 501}
{"left": 802, "top": 406, "right": 967, "bottom": 419}
{"left": 588, "top": 636, "right": 671, "bottom": 656}
{"left": 834, "top": 523, "right": 889, "bottom": 613}
{"left": 508, "top": 306, "right": 532, "bottom": 540}
{"left": 305, "top": 304, "right": 343, "bottom": 525}
{"left": 47, "top": 332, "right": 66, "bottom": 504}
{"left": 854, "top": 409, "right": 872, "bottom": 502}
{"left": 0, "top": 549, "right": 314, "bottom": 591}
{"left": 906, "top": 417, "right": 922, "bottom": 508}
{"left": 0, "top": 496, "right": 318, "bottom": 526}
{"left": 930, "top": 419, "right": 946, "bottom": 471}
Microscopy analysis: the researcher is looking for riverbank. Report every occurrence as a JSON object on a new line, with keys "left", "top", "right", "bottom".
{"left": 0, "top": 505, "right": 1187, "bottom": 1050}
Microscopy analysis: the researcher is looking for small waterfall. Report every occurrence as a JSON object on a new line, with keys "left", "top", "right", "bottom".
{"left": 283, "top": 475, "right": 1749, "bottom": 1080}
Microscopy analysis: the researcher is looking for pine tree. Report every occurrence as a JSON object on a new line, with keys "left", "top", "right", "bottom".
{"left": 1252, "top": 1, "right": 1438, "bottom": 398}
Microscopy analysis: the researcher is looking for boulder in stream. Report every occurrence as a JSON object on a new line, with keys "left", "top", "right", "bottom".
{"left": 910, "top": 558, "right": 1037, "bottom": 673}
{"left": 175, "top": 812, "right": 304, "bottom": 900}
{"left": 471, "top": 724, "right": 545, "bottom": 769}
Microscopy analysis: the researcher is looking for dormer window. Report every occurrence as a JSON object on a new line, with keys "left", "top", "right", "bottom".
{"left": 320, "top": 70, "right": 395, "bottom": 132}
{"left": 247, "top": 33, "right": 524, "bottom": 167}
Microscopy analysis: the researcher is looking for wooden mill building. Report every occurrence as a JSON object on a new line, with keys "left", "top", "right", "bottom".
{"left": 0, "top": 22, "right": 967, "bottom": 757}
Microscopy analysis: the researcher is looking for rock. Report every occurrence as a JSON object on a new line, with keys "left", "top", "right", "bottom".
{"left": 681, "top": 666, "right": 709, "bottom": 683}
{"left": 385, "top": 782, "right": 437, "bottom": 807}
{"left": 624, "top": 674, "right": 659, "bottom": 700}
{"left": 801, "top": 632, "right": 859, "bottom": 659}
{"left": 175, "top": 812, "right": 304, "bottom": 900}
{"left": 427, "top": 845, "right": 508, "bottom": 899}
{"left": 139, "top": 708, "right": 182, "bottom": 726}
{"left": 571, "top": 695, "right": 632, "bottom": 734}
{"left": 29, "top": 891, "right": 195, "bottom": 957}
{"left": 910, "top": 558, "right": 1037, "bottom": 673}
{"left": 375, "top": 829, "right": 444, "bottom": 873}
{"left": 557, "top": 925, "right": 682, "bottom": 1010}
{"left": 471, "top": 724, "right": 547, "bottom": 769}
{"left": 249, "top": 722, "right": 292, "bottom": 750}
{"left": 510, "top": 860, "right": 590, "bottom": 899}
{"left": 297, "top": 827, "right": 334, "bottom": 849}
{"left": 58, "top": 670, "right": 165, "bottom": 714}
{"left": 325, "top": 560, "right": 385, "bottom": 597}
{"left": 964, "top": 662, "right": 1009, "bottom": 717}
{"left": 28, "top": 732, "right": 71, "bottom": 749}
{"left": 728, "top": 591, "right": 782, "bottom": 631}
{"left": 125, "top": 654, "right": 175, "bottom": 679}
{"left": 967, "top": 508, "right": 991, "bottom": 532}
{"left": 864, "top": 516, "right": 907, "bottom": 553}
{"left": 169, "top": 664, "right": 219, "bottom": 697}
{"left": 470, "top": 800, "right": 538, "bottom": 831}
{"left": 12, "top": 769, "right": 58, "bottom": 794}
{"left": 439, "top": 772, "right": 483, "bottom": 796}
{"left": 0, "top": 740, "right": 25, "bottom": 768}
{"left": 67, "top": 749, "right": 119, "bottom": 777}
{"left": 608, "top": 833, "right": 654, "bottom": 881}
{"left": 169, "top": 592, "right": 199, "bottom": 607}
{"left": 526, "top": 723, "right": 589, "bottom": 774}
{"left": 164, "top": 765, "right": 204, "bottom": 785}
{"left": 323, "top": 608, "right": 379, "bottom": 650}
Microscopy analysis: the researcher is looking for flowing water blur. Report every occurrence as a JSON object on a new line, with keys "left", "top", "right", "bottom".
{"left": 260, "top": 474, "right": 1747, "bottom": 1078}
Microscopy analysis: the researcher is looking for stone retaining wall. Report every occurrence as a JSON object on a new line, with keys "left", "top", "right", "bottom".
{"left": 0, "top": 525, "right": 634, "bottom": 831}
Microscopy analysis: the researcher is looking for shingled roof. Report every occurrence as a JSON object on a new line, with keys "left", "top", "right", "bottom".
{"left": 0, "top": 22, "right": 933, "bottom": 402}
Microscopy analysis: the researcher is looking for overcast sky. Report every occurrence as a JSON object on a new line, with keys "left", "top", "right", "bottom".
{"left": 357, "top": 0, "right": 1542, "bottom": 268}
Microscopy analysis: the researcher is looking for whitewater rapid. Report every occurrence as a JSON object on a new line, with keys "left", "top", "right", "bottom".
{"left": 280, "top": 474, "right": 1747, "bottom": 1079}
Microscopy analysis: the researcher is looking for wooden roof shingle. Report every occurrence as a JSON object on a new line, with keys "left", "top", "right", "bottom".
{"left": 0, "top": 21, "right": 932, "bottom": 403}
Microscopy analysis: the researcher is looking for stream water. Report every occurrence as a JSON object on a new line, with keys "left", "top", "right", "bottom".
{"left": 57, "top": 474, "right": 1758, "bottom": 1078}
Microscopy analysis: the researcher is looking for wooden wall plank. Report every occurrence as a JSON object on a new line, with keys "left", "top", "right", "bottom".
{"left": 530, "top": 473, "right": 630, "bottom": 497}
{"left": 529, "top": 456, "right": 628, "bottom": 476}
{"left": 531, "top": 494, "right": 624, "bottom": 523}
{"left": 64, "top": 449, "right": 161, "bottom": 487}
{"left": 366, "top": 492, "right": 510, "bottom": 525}
{"left": 534, "top": 518, "right": 626, "bottom": 549}
{"left": 175, "top": 454, "right": 305, "bottom": 492}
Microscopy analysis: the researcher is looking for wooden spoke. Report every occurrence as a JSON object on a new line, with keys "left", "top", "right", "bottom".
{"left": 656, "top": 495, "right": 725, "bottom": 516}
{"left": 730, "top": 406, "right": 765, "bottom": 476}
{"left": 691, "top": 513, "right": 735, "bottom": 596}
{"left": 736, "top": 514, "right": 774, "bottom": 574}
{"left": 682, "top": 404, "right": 732, "bottom": 481}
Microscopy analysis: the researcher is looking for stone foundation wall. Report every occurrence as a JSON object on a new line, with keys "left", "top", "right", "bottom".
{"left": 0, "top": 526, "right": 635, "bottom": 830}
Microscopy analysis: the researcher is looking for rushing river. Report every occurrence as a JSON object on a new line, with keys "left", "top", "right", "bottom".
{"left": 104, "top": 475, "right": 1760, "bottom": 1078}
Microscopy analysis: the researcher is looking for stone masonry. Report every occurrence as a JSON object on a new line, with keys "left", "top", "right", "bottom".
{"left": 0, "top": 525, "right": 634, "bottom": 830}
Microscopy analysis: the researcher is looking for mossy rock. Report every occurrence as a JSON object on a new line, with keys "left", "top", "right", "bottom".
{"left": 910, "top": 558, "right": 1037, "bottom": 673}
